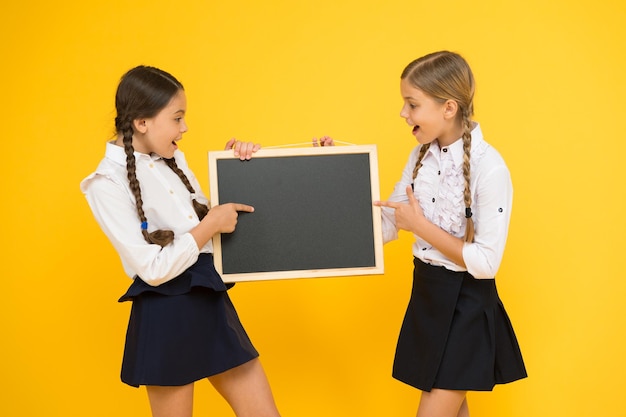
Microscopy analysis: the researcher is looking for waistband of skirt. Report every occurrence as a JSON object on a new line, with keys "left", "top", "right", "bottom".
{"left": 413, "top": 257, "right": 469, "bottom": 275}
{"left": 413, "top": 256, "right": 495, "bottom": 280}
{"left": 413, "top": 257, "right": 496, "bottom": 289}
{"left": 118, "top": 253, "right": 231, "bottom": 302}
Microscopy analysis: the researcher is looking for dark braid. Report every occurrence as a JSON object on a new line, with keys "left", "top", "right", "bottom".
{"left": 114, "top": 66, "right": 185, "bottom": 248}
{"left": 163, "top": 158, "right": 209, "bottom": 220}
{"left": 118, "top": 117, "right": 175, "bottom": 247}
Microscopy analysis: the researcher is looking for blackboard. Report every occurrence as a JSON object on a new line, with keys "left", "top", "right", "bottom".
{"left": 208, "top": 145, "right": 384, "bottom": 282}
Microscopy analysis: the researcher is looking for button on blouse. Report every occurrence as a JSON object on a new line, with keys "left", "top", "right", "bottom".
{"left": 379, "top": 123, "right": 513, "bottom": 279}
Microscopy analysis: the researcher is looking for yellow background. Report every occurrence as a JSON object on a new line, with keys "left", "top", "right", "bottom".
{"left": 2, "top": 0, "right": 625, "bottom": 416}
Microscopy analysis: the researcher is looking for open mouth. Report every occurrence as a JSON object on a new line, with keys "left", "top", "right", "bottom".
{"left": 412, "top": 125, "right": 419, "bottom": 134}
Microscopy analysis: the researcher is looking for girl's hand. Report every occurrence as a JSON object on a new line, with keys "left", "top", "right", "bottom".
{"left": 204, "top": 203, "right": 255, "bottom": 234}
{"left": 312, "top": 136, "right": 334, "bottom": 147}
{"left": 374, "top": 186, "right": 425, "bottom": 234}
{"left": 224, "top": 138, "right": 261, "bottom": 160}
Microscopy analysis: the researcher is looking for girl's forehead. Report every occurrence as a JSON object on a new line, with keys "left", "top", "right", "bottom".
{"left": 164, "top": 90, "right": 187, "bottom": 111}
{"left": 400, "top": 79, "right": 427, "bottom": 100}
{"left": 171, "top": 89, "right": 186, "bottom": 103}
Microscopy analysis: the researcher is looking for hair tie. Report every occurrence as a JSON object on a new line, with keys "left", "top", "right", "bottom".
{"left": 465, "top": 207, "right": 473, "bottom": 219}
{"left": 190, "top": 193, "right": 197, "bottom": 200}
{"left": 141, "top": 221, "right": 148, "bottom": 230}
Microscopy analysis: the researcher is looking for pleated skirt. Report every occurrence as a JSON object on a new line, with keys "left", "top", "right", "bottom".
{"left": 118, "top": 253, "right": 258, "bottom": 387}
{"left": 392, "top": 258, "right": 527, "bottom": 392}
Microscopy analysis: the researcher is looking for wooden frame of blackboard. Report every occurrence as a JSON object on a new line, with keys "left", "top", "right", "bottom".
{"left": 208, "top": 145, "right": 384, "bottom": 282}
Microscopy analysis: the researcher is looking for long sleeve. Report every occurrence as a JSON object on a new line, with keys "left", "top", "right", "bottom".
{"left": 80, "top": 144, "right": 210, "bottom": 286}
{"left": 461, "top": 156, "right": 513, "bottom": 278}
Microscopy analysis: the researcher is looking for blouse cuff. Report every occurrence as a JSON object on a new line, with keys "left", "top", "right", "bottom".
{"left": 462, "top": 242, "right": 497, "bottom": 279}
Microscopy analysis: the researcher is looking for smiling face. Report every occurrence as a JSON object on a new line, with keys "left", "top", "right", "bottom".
{"left": 131, "top": 90, "right": 188, "bottom": 158}
{"left": 399, "top": 78, "right": 462, "bottom": 147}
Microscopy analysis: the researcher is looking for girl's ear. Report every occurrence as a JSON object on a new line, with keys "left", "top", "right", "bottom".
{"left": 133, "top": 118, "right": 148, "bottom": 134}
{"left": 442, "top": 99, "right": 459, "bottom": 120}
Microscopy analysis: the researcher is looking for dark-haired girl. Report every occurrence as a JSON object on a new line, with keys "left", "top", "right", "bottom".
{"left": 374, "top": 51, "right": 527, "bottom": 416}
{"left": 81, "top": 66, "right": 281, "bottom": 417}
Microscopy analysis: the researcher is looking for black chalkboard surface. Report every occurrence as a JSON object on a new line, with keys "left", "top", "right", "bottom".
{"left": 208, "top": 145, "right": 384, "bottom": 282}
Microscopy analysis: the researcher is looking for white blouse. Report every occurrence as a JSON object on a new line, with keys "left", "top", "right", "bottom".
{"left": 381, "top": 123, "right": 513, "bottom": 279}
{"left": 80, "top": 142, "right": 211, "bottom": 286}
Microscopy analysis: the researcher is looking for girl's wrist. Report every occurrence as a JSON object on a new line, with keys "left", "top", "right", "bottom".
{"left": 412, "top": 214, "right": 428, "bottom": 235}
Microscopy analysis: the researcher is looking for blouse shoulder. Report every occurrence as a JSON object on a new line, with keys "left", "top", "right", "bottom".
{"left": 473, "top": 141, "right": 509, "bottom": 175}
{"left": 468, "top": 126, "right": 509, "bottom": 177}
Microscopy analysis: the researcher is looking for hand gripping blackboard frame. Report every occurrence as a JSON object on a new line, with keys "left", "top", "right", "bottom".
{"left": 208, "top": 145, "right": 384, "bottom": 282}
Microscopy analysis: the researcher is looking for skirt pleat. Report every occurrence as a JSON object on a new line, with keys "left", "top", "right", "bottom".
{"left": 392, "top": 258, "right": 527, "bottom": 392}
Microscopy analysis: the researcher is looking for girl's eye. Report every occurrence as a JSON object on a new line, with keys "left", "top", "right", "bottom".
{"left": 409, "top": 104, "right": 417, "bottom": 109}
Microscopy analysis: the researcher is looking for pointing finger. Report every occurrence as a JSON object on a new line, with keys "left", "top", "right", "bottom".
{"left": 373, "top": 200, "right": 400, "bottom": 209}
{"left": 232, "top": 203, "right": 255, "bottom": 213}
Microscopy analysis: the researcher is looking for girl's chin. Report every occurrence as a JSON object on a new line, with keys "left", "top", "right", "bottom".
{"left": 411, "top": 127, "right": 435, "bottom": 145}
{"left": 165, "top": 142, "right": 178, "bottom": 157}
{"left": 414, "top": 135, "right": 434, "bottom": 145}
{"left": 158, "top": 149, "right": 177, "bottom": 159}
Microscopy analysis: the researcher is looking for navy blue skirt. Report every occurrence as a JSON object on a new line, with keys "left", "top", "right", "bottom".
{"left": 118, "top": 253, "right": 258, "bottom": 387}
{"left": 392, "top": 258, "right": 527, "bottom": 392}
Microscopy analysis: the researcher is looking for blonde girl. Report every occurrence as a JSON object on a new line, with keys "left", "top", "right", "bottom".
{"left": 375, "top": 51, "right": 527, "bottom": 417}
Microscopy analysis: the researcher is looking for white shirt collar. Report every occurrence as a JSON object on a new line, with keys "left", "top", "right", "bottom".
{"left": 104, "top": 140, "right": 163, "bottom": 166}
{"left": 425, "top": 122, "right": 484, "bottom": 168}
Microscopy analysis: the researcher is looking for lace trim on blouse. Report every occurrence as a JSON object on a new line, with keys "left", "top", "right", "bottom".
{"left": 414, "top": 139, "right": 489, "bottom": 238}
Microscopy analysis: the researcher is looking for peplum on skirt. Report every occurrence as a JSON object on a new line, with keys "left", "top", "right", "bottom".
{"left": 118, "top": 253, "right": 258, "bottom": 387}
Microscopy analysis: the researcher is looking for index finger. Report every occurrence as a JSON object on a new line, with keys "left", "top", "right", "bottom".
{"left": 373, "top": 200, "right": 400, "bottom": 209}
{"left": 232, "top": 203, "right": 255, "bottom": 213}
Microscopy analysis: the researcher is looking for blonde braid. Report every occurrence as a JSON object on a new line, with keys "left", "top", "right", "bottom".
{"left": 461, "top": 109, "right": 474, "bottom": 243}
{"left": 412, "top": 143, "right": 431, "bottom": 181}
{"left": 401, "top": 51, "right": 476, "bottom": 242}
